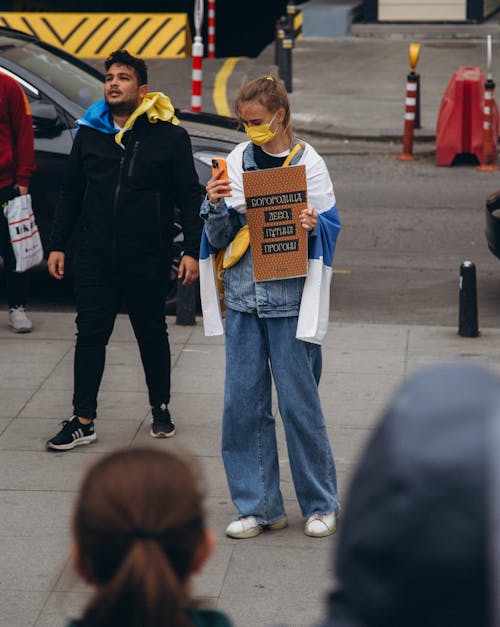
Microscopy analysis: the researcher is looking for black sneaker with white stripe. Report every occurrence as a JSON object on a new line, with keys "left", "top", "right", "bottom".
{"left": 46, "top": 416, "right": 97, "bottom": 451}
{"left": 150, "top": 403, "right": 175, "bottom": 438}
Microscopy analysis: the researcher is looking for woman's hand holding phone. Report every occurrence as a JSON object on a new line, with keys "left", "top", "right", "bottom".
{"left": 207, "top": 157, "right": 232, "bottom": 204}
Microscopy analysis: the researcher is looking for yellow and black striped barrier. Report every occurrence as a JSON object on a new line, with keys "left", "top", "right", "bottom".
{"left": 0, "top": 12, "right": 192, "bottom": 58}
{"left": 288, "top": 5, "right": 303, "bottom": 43}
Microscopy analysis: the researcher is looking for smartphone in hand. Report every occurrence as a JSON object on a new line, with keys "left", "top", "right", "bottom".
{"left": 211, "top": 157, "right": 228, "bottom": 180}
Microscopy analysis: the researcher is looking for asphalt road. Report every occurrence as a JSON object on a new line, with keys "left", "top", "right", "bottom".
{"left": 2, "top": 137, "right": 500, "bottom": 330}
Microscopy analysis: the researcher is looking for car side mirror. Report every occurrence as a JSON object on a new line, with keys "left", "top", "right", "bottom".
{"left": 30, "top": 101, "right": 61, "bottom": 135}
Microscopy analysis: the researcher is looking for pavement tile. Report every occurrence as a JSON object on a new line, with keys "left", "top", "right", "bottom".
{"left": 0, "top": 537, "right": 68, "bottom": 592}
{"left": 171, "top": 345, "right": 227, "bottom": 393}
{"left": 34, "top": 591, "right": 90, "bottom": 627}
{"left": 323, "top": 347, "right": 406, "bottom": 375}
{"left": 319, "top": 371, "right": 404, "bottom": 422}
{"left": 0, "top": 451, "right": 99, "bottom": 491}
{"left": 325, "top": 322, "right": 409, "bottom": 351}
{"left": 0, "top": 591, "right": 49, "bottom": 627}
{"left": 0, "top": 389, "right": 39, "bottom": 417}
{"left": 218, "top": 543, "right": 333, "bottom": 627}
{"left": 0, "top": 418, "right": 141, "bottom": 452}
{"left": 18, "top": 389, "right": 150, "bottom": 421}
{"left": 0, "top": 491, "right": 74, "bottom": 538}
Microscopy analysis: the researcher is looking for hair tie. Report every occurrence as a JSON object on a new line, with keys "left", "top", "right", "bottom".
{"left": 265, "top": 76, "right": 275, "bottom": 81}
{"left": 128, "top": 528, "right": 159, "bottom": 542}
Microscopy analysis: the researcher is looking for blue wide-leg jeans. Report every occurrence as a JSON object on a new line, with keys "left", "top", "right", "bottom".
{"left": 222, "top": 309, "right": 339, "bottom": 523}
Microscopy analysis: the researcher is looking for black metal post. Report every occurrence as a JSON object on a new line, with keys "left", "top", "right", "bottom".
{"left": 175, "top": 278, "right": 197, "bottom": 325}
{"left": 458, "top": 261, "right": 479, "bottom": 337}
{"left": 279, "top": 16, "right": 293, "bottom": 93}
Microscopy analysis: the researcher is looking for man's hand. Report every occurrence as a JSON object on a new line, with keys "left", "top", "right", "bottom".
{"left": 48, "top": 251, "right": 65, "bottom": 280}
{"left": 178, "top": 255, "right": 199, "bottom": 286}
{"left": 18, "top": 185, "right": 29, "bottom": 196}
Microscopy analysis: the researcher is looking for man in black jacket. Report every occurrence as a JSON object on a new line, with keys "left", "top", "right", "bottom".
{"left": 46, "top": 50, "right": 202, "bottom": 450}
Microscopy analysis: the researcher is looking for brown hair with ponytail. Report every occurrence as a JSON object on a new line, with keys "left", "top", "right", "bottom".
{"left": 73, "top": 447, "right": 206, "bottom": 627}
{"left": 234, "top": 74, "right": 294, "bottom": 142}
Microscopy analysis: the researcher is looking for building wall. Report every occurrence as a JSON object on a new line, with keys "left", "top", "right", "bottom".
{"left": 378, "top": 0, "right": 466, "bottom": 21}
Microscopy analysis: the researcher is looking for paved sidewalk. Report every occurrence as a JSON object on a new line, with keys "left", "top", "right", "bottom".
{"left": 1, "top": 311, "right": 499, "bottom": 626}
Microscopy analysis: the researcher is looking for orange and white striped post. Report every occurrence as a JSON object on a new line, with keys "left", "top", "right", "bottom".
{"left": 191, "top": 0, "right": 204, "bottom": 112}
{"left": 207, "top": 0, "right": 215, "bottom": 58}
{"left": 398, "top": 73, "right": 418, "bottom": 160}
{"left": 398, "top": 43, "right": 420, "bottom": 161}
{"left": 477, "top": 36, "right": 499, "bottom": 171}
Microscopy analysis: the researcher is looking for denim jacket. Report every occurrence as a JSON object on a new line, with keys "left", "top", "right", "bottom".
{"left": 200, "top": 140, "right": 308, "bottom": 318}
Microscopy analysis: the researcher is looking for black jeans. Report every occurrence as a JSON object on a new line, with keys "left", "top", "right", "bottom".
{"left": 73, "top": 249, "right": 171, "bottom": 419}
{"left": 0, "top": 184, "right": 29, "bottom": 308}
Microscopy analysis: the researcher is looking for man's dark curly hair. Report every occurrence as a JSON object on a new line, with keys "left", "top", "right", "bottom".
{"left": 104, "top": 49, "right": 148, "bottom": 86}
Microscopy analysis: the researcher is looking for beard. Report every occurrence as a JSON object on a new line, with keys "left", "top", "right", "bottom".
{"left": 106, "top": 98, "right": 138, "bottom": 117}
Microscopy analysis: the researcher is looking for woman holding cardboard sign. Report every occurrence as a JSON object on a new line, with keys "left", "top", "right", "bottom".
{"left": 200, "top": 75, "right": 341, "bottom": 539}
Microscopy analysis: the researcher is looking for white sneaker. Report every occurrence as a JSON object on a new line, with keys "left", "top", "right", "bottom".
{"left": 8, "top": 306, "right": 33, "bottom": 333}
{"left": 304, "top": 511, "right": 337, "bottom": 537}
{"left": 225, "top": 514, "right": 288, "bottom": 539}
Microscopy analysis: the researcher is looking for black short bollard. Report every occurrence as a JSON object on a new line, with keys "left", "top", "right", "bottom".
{"left": 175, "top": 278, "right": 197, "bottom": 326}
{"left": 458, "top": 261, "right": 479, "bottom": 337}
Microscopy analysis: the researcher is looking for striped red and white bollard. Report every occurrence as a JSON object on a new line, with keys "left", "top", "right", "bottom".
{"left": 398, "top": 72, "right": 418, "bottom": 161}
{"left": 191, "top": 35, "right": 203, "bottom": 112}
{"left": 477, "top": 77, "right": 499, "bottom": 171}
{"left": 207, "top": 0, "right": 215, "bottom": 58}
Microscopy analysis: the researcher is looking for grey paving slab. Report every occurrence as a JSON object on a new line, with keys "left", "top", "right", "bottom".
{"left": 0, "top": 537, "right": 69, "bottom": 592}
{"left": 324, "top": 322, "right": 409, "bottom": 352}
{"left": 0, "top": 591, "right": 49, "bottom": 627}
{"left": 18, "top": 389, "right": 151, "bottom": 421}
{"left": 0, "top": 418, "right": 141, "bottom": 453}
{"left": 0, "top": 312, "right": 75, "bottom": 340}
{"left": 0, "top": 451, "right": 99, "bottom": 491}
{"left": 324, "top": 347, "right": 407, "bottom": 375}
{"left": 218, "top": 544, "right": 333, "bottom": 627}
{"left": 407, "top": 324, "right": 500, "bottom": 353}
{"left": 319, "top": 371, "right": 404, "bottom": 422}
{"left": 132, "top": 403, "right": 223, "bottom": 457}
{"left": 0, "top": 388, "right": 39, "bottom": 417}
{"left": 34, "top": 591, "right": 90, "bottom": 627}
{"left": 0, "top": 491, "right": 74, "bottom": 537}
{"left": 171, "top": 345, "right": 227, "bottom": 394}
{"left": 183, "top": 322, "right": 227, "bottom": 346}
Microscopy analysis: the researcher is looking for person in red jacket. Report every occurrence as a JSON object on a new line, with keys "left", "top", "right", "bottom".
{"left": 0, "top": 72, "right": 36, "bottom": 332}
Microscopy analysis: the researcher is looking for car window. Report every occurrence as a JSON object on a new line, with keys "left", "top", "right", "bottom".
{"left": 0, "top": 39, "right": 102, "bottom": 108}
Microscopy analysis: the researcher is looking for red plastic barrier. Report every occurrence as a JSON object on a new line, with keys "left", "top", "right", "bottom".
{"left": 435, "top": 66, "right": 499, "bottom": 166}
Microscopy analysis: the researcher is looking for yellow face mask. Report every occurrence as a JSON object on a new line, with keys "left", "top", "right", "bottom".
{"left": 244, "top": 112, "right": 279, "bottom": 146}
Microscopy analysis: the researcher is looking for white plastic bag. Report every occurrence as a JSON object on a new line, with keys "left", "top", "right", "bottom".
{"left": 3, "top": 194, "right": 44, "bottom": 272}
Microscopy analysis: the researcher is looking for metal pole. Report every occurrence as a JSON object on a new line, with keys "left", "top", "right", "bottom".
{"left": 191, "top": 0, "right": 204, "bottom": 112}
{"left": 280, "top": 16, "right": 293, "bottom": 93}
{"left": 207, "top": 0, "right": 215, "bottom": 58}
{"left": 397, "top": 72, "right": 418, "bottom": 160}
{"left": 458, "top": 261, "right": 479, "bottom": 337}
{"left": 477, "top": 35, "right": 499, "bottom": 171}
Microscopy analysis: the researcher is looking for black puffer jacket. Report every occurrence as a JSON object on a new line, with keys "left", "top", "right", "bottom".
{"left": 317, "top": 362, "right": 500, "bottom": 627}
{"left": 50, "top": 114, "right": 202, "bottom": 261}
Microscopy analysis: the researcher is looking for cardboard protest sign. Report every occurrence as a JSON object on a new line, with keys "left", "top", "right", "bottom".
{"left": 243, "top": 164, "right": 308, "bottom": 281}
